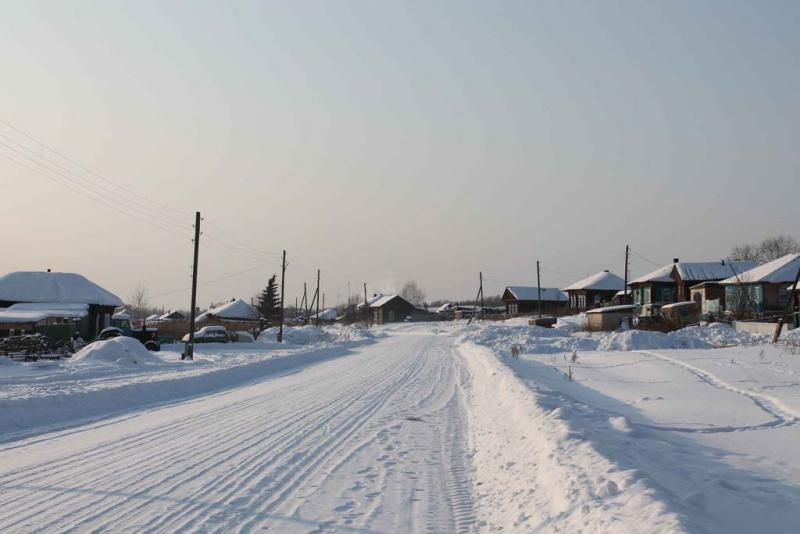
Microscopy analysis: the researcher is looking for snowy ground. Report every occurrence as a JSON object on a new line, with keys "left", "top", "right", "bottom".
{"left": 460, "top": 320, "right": 800, "bottom": 533}
{"left": 1, "top": 321, "right": 799, "bottom": 532}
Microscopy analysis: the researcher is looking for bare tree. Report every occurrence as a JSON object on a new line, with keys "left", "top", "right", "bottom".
{"left": 759, "top": 235, "right": 800, "bottom": 262}
{"left": 400, "top": 281, "right": 426, "bottom": 305}
{"left": 729, "top": 235, "right": 799, "bottom": 264}
{"left": 127, "top": 282, "right": 150, "bottom": 325}
{"left": 729, "top": 243, "right": 760, "bottom": 262}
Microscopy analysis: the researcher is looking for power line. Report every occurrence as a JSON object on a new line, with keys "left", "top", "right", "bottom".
{"left": 150, "top": 259, "right": 281, "bottom": 299}
{"left": 1, "top": 152, "right": 190, "bottom": 239}
{"left": 628, "top": 248, "right": 664, "bottom": 268}
{"left": 0, "top": 117, "right": 191, "bottom": 219}
{"left": 0, "top": 132, "right": 192, "bottom": 229}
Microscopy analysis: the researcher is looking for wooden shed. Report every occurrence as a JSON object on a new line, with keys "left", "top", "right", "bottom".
{"left": 661, "top": 301, "right": 699, "bottom": 328}
{"left": 585, "top": 305, "right": 638, "bottom": 332}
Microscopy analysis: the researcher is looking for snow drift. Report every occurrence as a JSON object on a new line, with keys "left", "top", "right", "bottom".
{"left": 70, "top": 337, "right": 165, "bottom": 367}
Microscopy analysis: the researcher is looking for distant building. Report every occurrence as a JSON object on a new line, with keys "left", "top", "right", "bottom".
{"left": 0, "top": 271, "right": 123, "bottom": 340}
{"left": 719, "top": 253, "right": 800, "bottom": 314}
{"left": 629, "top": 259, "right": 756, "bottom": 306}
{"left": 563, "top": 270, "right": 625, "bottom": 311}
{"left": 196, "top": 299, "right": 261, "bottom": 331}
{"left": 501, "top": 286, "right": 568, "bottom": 317}
{"left": 368, "top": 295, "right": 424, "bottom": 324}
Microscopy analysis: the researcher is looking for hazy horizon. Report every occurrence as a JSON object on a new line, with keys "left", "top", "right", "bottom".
{"left": 2, "top": 0, "right": 799, "bottom": 310}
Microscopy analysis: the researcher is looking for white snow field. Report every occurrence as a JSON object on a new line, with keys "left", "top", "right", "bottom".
{"left": 1, "top": 321, "right": 799, "bottom": 532}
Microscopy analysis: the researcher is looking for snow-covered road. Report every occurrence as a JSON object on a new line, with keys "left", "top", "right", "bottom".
{"left": 0, "top": 331, "right": 475, "bottom": 532}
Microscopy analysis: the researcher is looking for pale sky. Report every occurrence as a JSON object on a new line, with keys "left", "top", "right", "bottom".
{"left": 1, "top": 0, "right": 799, "bottom": 310}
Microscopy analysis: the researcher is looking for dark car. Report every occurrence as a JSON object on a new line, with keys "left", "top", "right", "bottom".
{"left": 97, "top": 325, "right": 161, "bottom": 351}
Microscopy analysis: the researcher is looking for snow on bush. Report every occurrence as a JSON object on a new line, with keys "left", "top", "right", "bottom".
{"left": 70, "top": 337, "right": 165, "bottom": 367}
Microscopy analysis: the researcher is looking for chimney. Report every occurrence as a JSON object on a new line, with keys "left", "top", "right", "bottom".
{"left": 673, "top": 258, "right": 679, "bottom": 264}
{"left": 46, "top": 269, "right": 51, "bottom": 272}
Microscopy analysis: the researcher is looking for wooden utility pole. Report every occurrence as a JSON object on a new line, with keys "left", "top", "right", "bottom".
{"left": 315, "top": 269, "right": 321, "bottom": 327}
{"left": 773, "top": 262, "right": 800, "bottom": 343}
{"left": 624, "top": 245, "right": 630, "bottom": 298}
{"left": 480, "top": 271, "right": 485, "bottom": 317}
{"left": 183, "top": 211, "right": 201, "bottom": 361}
{"left": 364, "top": 283, "right": 369, "bottom": 325}
{"left": 468, "top": 271, "right": 484, "bottom": 325}
{"left": 302, "top": 282, "right": 308, "bottom": 320}
{"left": 295, "top": 297, "right": 298, "bottom": 319}
{"left": 278, "top": 250, "right": 286, "bottom": 343}
{"left": 536, "top": 260, "right": 542, "bottom": 319}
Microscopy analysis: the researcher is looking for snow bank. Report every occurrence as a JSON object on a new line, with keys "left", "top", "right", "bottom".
{"left": 460, "top": 343, "right": 684, "bottom": 532}
{"left": 258, "top": 324, "right": 379, "bottom": 345}
{"left": 462, "top": 320, "right": 767, "bottom": 356}
{"left": 70, "top": 337, "right": 165, "bottom": 367}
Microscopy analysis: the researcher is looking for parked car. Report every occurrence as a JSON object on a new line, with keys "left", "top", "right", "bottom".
{"left": 182, "top": 325, "right": 231, "bottom": 343}
{"left": 97, "top": 324, "right": 161, "bottom": 351}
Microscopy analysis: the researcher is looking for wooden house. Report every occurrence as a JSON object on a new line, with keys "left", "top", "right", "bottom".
{"left": 196, "top": 298, "right": 261, "bottom": 332}
{"left": 502, "top": 286, "right": 568, "bottom": 317}
{"left": 563, "top": 270, "right": 625, "bottom": 311}
{"left": 719, "top": 253, "right": 800, "bottom": 315}
{"left": 0, "top": 271, "right": 123, "bottom": 340}
{"left": 629, "top": 259, "right": 756, "bottom": 306}
{"left": 368, "top": 295, "right": 424, "bottom": 324}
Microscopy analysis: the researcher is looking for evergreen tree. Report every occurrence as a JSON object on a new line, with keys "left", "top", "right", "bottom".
{"left": 257, "top": 275, "right": 281, "bottom": 325}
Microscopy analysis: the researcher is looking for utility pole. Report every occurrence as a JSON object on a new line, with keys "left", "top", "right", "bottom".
{"left": 624, "top": 245, "right": 630, "bottom": 299}
{"left": 302, "top": 282, "right": 308, "bottom": 320}
{"left": 468, "top": 271, "right": 484, "bottom": 325}
{"left": 295, "top": 297, "right": 298, "bottom": 319}
{"left": 773, "top": 262, "right": 800, "bottom": 343}
{"left": 183, "top": 211, "right": 201, "bottom": 361}
{"left": 364, "top": 282, "right": 369, "bottom": 326}
{"left": 480, "top": 271, "right": 485, "bottom": 318}
{"left": 278, "top": 250, "right": 286, "bottom": 343}
{"left": 536, "top": 260, "right": 542, "bottom": 319}
{"left": 315, "top": 269, "right": 321, "bottom": 327}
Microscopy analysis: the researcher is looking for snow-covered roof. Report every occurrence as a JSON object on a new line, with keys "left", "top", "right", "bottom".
{"left": 112, "top": 308, "right": 130, "bottom": 320}
{"left": 613, "top": 290, "right": 629, "bottom": 298}
{"left": 504, "top": 286, "right": 568, "bottom": 302}
{"left": 145, "top": 314, "right": 160, "bottom": 322}
{"left": 720, "top": 253, "right": 800, "bottom": 284}
{"left": 0, "top": 302, "right": 89, "bottom": 323}
{"left": 630, "top": 261, "right": 756, "bottom": 284}
{"left": 197, "top": 299, "right": 259, "bottom": 322}
{"left": 661, "top": 301, "right": 696, "bottom": 310}
{"left": 370, "top": 295, "right": 403, "bottom": 308}
{"left": 356, "top": 293, "right": 386, "bottom": 310}
{"left": 312, "top": 308, "right": 338, "bottom": 321}
{"left": 159, "top": 310, "right": 185, "bottom": 320}
{"left": 585, "top": 304, "right": 638, "bottom": 314}
{"left": 563, "top": 271, "right": 625, "bottom": 292}
{"left": 436, "top": 303, "right": 454, "bottom": 313}
{"left": 0, "top": 271, "right": 123, "bottom": 307}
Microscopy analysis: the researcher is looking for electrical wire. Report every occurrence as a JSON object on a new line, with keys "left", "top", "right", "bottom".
{"left": 0, "top": 117, "right": 191, "bottom": 219}
{"left": 1, "top": 152, "right": 190, "bottom": 239}
{"left": 150, "top": 259, "right": 281, "bottom": 299}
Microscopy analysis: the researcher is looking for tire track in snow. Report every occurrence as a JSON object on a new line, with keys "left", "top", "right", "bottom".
{"left": 0, "top": 332, "right": 475, "bottom": 533}
{"left": 636, "top": 350, "right": 800, "bottom": 433}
